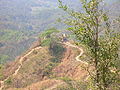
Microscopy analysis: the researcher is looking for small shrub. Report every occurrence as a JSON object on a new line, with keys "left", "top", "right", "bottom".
{"left": 58, "top": 77, "right": 87, "bottom": 90}
{"left": 33, "top": 50, "right": 38, "bottom": 54}
{"left": 50, "top": 58, "right": 61, "bottom": 63}
{"left": 0, "top": 73, "right": 4, "bottom": 80}
{"left": 5, "top": 77, "right": 12, "bottom": 85}
{"left": 0, "top": 54, "right": 9, "bottom": 64}
{"left": 60, "top": 77, "right": 72, "bottom": 83}
{"left": 41, "top": 39, "right": 51, "bottom": 46}
{"left": 0, "top": 65, "right": 4, "bottom": 80}
{"left": 43, "top": 62, "right": 56, "bottom": 77}
{"left": 49, "top": 42, "right": 65, "bottom": 58}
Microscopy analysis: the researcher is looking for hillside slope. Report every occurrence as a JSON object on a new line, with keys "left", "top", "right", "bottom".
{"left": 0, "top": 41, "right": 90, "bottom": 90}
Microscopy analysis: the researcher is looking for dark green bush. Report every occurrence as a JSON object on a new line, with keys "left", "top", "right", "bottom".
{"left": 50, "top": 58, "right": 61, "bottom": 63}
{"left": 43, "top": 62, "right": 56, "bottom": 77}
{"left": 5, "top": 77, "right": 12, "bottom": 85}
{"left": 49, "top": 42, "right": 65, "bottom": 58}
{"left": 41, "top": 38, "right": 51, "bottom": 46}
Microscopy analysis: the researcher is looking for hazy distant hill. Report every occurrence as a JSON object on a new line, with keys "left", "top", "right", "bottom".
{"left": 0, "top": 0, "right": 119, "bottom": 30}
{"left": 0, "top": 0, "right": 119, "bottom": 62}
{"left": 0, "top": 0, "right": 63, "bottom": 62}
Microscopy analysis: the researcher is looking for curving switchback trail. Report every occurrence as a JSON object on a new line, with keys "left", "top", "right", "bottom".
{"left": 63, "top": 42, "right": 89, "bottom": 65}
{"left": 63, "top": 42, "right": 90, "bottom": 81}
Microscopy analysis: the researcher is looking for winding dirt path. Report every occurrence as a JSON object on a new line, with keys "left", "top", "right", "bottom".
{"left": 0, "top": 42, "right": 89, "bottom": 90}
{"left": 63, "top": 42, "right": 90, "bottom": 81}
{"left": 45, "top": 42, "right": 89, "bottom": 90}
{"left": 64, "top": 42, "right": 117, "bottom": 82}
{"left": 0, "top": 46, "right": 42, "bottom": 90}
{"left": 63, "top": 42, "right": 88, "bottom": 65}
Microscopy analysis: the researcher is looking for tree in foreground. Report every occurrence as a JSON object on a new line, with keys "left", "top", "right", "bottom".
{"left": 58, "top": 0, "right": 120, "bottom": 89}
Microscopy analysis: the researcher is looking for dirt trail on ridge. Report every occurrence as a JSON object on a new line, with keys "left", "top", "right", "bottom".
{"left": 63, "top": 42, "right": 88, "bottom": 65}
{"left": 0, "top": 42, "right": 89, "bottom": 90}
{"left": 0, "top": 47, "right": 42, "bottom": 90}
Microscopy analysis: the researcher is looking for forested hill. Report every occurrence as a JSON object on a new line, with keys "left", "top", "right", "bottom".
{"left": 0, "top": 0, "right": 119, "bottom": 31}
{"left": 0, "top": 0, "right": 62, "bottom": 62}
{"left": 0, "top": 0, "right": 119, "bottom": 63}
{"left": 0, "top": 0, "right": 80, "bottom": 31}
{"left": 0, "top": 0, "right": 80, "bottom": 62}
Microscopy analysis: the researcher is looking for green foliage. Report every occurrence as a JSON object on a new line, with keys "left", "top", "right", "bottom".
{"left": 43, "top": 40, "right": 65, "bottom": 77}
{"left": 0, "top": 0, "right": 64, "bottom": 63}
{"left": 0, "top": 29, "right": 35, "bottom": 42}
{"left": 43, "top": 62, "right": 56, "bottom": 77}
{"left": 0, "top": 54, "right": 9, "bottom": 64}
{"left": 58, "top": 0, "right": 120, "bottom": 90}
{"left": 49, "top": 42, "right": 65, "bottom": 65}
{"left": 0, "top": 73, "right": 4, "bottom": 80}
{"left": 0, "top": 29, "right": 37, "bottom": 62}
{"left": 50, "top": 58, "right": 60, "bottom": 63}
{"left": 58, "top": 77, "right": 76, "bottom": 90}
{"left": 40, "top": 28, "right": 60, "bottom": 47}
{"left": 57, "top": 77, "right": 87, "bottom": 90}
{"left": 41, "top": 38, "right": 52, "bottom": 46}
{"left": 0, "top": 65, "right": 4, "bottom": 79}
{"left": 50, "top": 42, "right": 65, "bottom": 58}
{"left": 40, "top": 28, "right": 59, "bottom": 38}
{"left": 5, "top": 77, "right": 12, "bottom": 85}
{"left": 59, "top": 77, "right": 72, "bottom": 83}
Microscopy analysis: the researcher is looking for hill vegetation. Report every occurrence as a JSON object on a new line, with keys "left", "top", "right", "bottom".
{"left": 0, "top": 0, "right": 64, "bottom": 62}
{"left": 0, "top": 0, "right": 119, "bottom": 63}
{"left": 0, "top": 0, "right": 120, "bottom": 90}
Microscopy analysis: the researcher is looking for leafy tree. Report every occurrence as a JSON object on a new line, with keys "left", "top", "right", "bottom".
{"left": 58, "top": 0, "right": 120, "bottom": 89}
{"left": 39, "top": 28, "right": 59, "bottom": 39}
{"left": 39, "top": 28, "right": 60, "bottom": 46}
